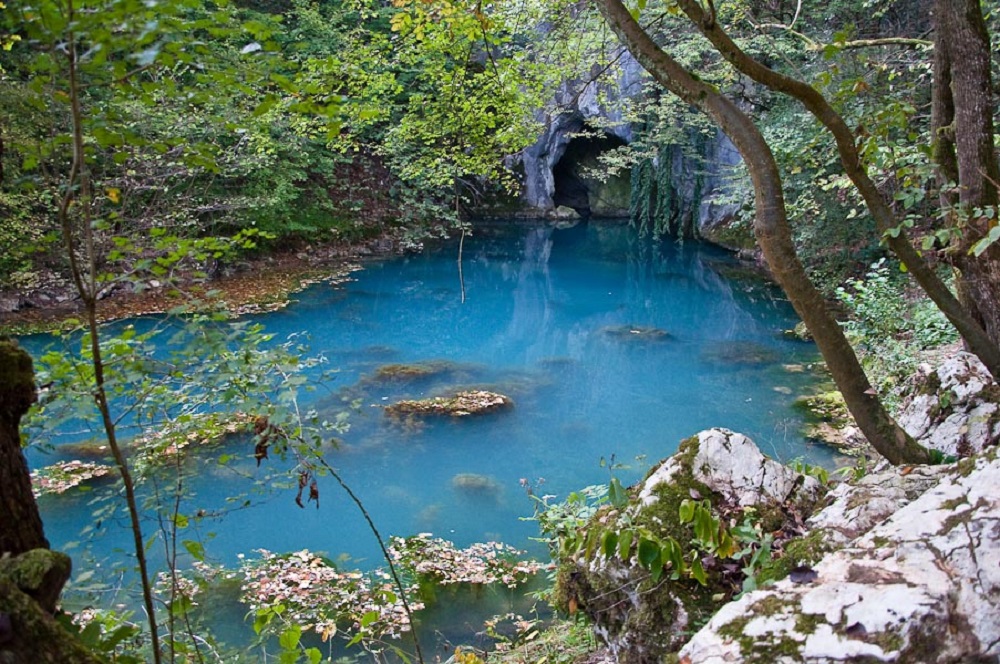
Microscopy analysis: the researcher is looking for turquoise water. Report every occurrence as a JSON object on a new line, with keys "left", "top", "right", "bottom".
{"left": 21, "top": 220, "right": 833, "bottom": 655}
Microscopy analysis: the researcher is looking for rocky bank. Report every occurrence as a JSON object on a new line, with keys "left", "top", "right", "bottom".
{"left": 565, "top": 352, "right": 999, "bottom": 663}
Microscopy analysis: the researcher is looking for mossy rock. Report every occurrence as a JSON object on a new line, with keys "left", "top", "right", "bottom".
{"left": 385, "top": 390, "right": 513, "bottom": 418}
{"left": 793, "top": 391, "right": 850, "bottom": 426}
{"left": 553, "top": 430, "right": 824, "bottom": 663}
{"left": 553, "top": 436, "right": 723, "bottom": 663}
{"left": 368, "top": 361, "right": 457, "bottom": 383}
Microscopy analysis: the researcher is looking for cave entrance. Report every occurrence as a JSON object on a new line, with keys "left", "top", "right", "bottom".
{"left": 552, "top": 133, "right": 630, "bottom": 218}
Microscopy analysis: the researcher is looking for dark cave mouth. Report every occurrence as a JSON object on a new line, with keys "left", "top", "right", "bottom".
{"left": 552, "top": 133, "right": 630, "bottom": 218}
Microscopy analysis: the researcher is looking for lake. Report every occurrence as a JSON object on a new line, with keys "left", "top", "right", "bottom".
{"left": 21, "top": 219, "right": 834, "bottom": 658}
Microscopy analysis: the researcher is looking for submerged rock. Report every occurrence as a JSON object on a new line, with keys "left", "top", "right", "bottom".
{"left": 384, "top": 390, "right": 513, "bottom": 418}
{"left": 451, "top": 473, "right": 503, "bottom": 496}
{"left": 601, "top": 325, "right": 672, "bottom": 342}
{"left": 368, "top": 361, "right": 457, "bottom": 383}
{"left": 31, "top": 460, "right": 115, "bottom": 497}
{"left": 701, "top": 341, "right": 779, "bottom": 366}
{"left": 794, "top": 390, "right": 869, "bottom": 457}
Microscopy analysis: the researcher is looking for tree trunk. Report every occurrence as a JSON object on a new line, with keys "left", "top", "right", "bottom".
{"left": 0, "top": 337, "right": 49, "bottom": 556}
{"left": 0, "top": 338, "right": 49, "bottom": 556}
{"left": 674, "top": 0, "right": 1000, "bottom": 380}
{"left": 593, "top": 0, "right": 932, "bottom": 465}
{"left": 935, "top": 0, "right": 1000, "bottom": 349}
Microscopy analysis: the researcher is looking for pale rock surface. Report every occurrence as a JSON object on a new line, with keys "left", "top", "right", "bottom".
{"left": 573, "top": 429, "right": 819, "bottom": 663}
{"left": 679, "top": 451, "right": 1000, "bottom": 663}
{"left": 805, "top": 463, "right": 948, "bottom": 545}
{"left": 897, "top": 351, "right": 999, "bottom": 457}
{"left": 640, "top": 429, "right": 822, "bottom": 509}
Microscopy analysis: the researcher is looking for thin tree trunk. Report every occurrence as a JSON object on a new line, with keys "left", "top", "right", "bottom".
{"left": 673, "top": 0, "right": 1000, "bottom": 379}
{"left": 0, "top": 338, "right": 49, "bottom": 556}
{"left": 594, "top": 0, "right": 932, "bottom": 465}
{"left": 935, "top": 0, "right": 1000, "bottom": 348}
{"left": 61, "top": 8, "right": 162, "bottom": 660}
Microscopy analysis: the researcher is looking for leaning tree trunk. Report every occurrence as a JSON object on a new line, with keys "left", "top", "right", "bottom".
{"left": 593, "top": 0, "right": 932, "bottom": 465}
{"left": 672, "top": 0, "right": 1000, "bottom": 380}
{"left": 934, "top": 0, "right": 1000, "bottom": 349}
{"left": 0, "top": 337, "right": 49, "bottom": 556}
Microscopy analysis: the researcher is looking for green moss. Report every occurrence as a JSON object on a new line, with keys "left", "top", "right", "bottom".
{"left": 553, "top": 435, "right": 732, "bottom": 661}
{"left": 368, "top": 361, "right": 456, "bottom": 382}
{"left": 0, "top": 549, "right": 72, "bottom": 614}
{"left": 940, "top": 496, "right": 967, "bottom": 511}
{"left": 916, "top": 371, "right": 942, "bottom": 397}
{"left": 0, "top": 337, "right": 36, "bottom": 410}
{"left": 793, "top": 391, "right": 850, "bottom": 427}
{"left": 752, "top": 595, "right": 788, "bottom": 617}
{"left": 793, "top": 611, "right": 824, "bottom": 635}
{"left": 759, "top": 529, "right": 835, "bottom": 582}
{"left": 956, "top": 456, "right": 978, "bottom": 477}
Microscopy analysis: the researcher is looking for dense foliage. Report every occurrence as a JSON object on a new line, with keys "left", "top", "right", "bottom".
{"left": 3, "top": 0, "right": 1000, "bottom": 661}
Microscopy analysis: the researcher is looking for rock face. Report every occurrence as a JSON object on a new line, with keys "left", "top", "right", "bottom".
{"left": 679, "top": 450, "right": 1000, "bottom": 663}
{"left": 661, "top": 354, "right": 1000, "bottom": 663}
{"left": 514, "top": 48, "right": 748, "bottom": 239}
{"left": 896, "top": 351, "right": 999, "bottom": 457}
{"left": 560, "top": 429, "right": 820, "bottom": 664}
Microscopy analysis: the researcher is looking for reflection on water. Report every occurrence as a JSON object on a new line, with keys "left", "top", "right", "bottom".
{"left": 21, "top": 220, "right": 833, "bottom": 656}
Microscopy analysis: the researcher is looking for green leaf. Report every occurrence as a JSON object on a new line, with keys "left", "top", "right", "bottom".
{"left": 278, "top": 624, "right": 301, "bottom": 651}
{"left": 360, "top": 610, "right": 380, "bottom": 627}
{"left": 609, "top": 477, "right": 628, "bottom": 508}
{"left": 253, "top": 94, "right": 278, "bottom": 117}
{"left": 252, "top": 610, "right": 272, "bottom": 636}
{"left": 694, "top": 509, "right": 712, "bottom": 543}
{"left": 678, "top": 499, "right": 695, "bottom": 523}
{"left": 182, "top": 539, "right": 205, "bottom": 561}
{"left": 637, "top": 537, "right": 660, "bottom": 569}
{"left": 602, "top": 530, "right": 619, "bottom": 559}
{"left": 618, "top": 529, "right": 633, "bottom": 560}
{"left": 971, "top": 225, "right": 1000, "bottom": 257}
{"left": 690, "top": 556, "right": 707, "bottom": 586}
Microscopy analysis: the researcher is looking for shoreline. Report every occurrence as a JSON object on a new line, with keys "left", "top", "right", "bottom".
{"left": 0, "top": 234, "right": 402, "bottom": 335}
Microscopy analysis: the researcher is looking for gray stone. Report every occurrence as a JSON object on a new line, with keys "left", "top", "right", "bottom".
{"left": 547, "top": 205, "right": 581, "bottom": 221}
{"left": 564, "top": 429, "right": 820, "bottom": 663}
{"left": 640, "top": 429, "right": 822, "bottom": 510}
{"left": 897, "top": 352, "right": 999, "bottom": 457}
{"left": 679, "top": 452, "right": 1000, "bottom": 663}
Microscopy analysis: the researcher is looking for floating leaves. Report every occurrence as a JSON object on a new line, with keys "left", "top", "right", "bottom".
{"left": 31, "top": 460, "right": 114, "bottom": 497}
{"left": 135, "top": 411, "right": 254, "bottom": 459}
{"left": 239, "top": 549, "right": 421, "bottom": 645}
{"left": 389, "top": 534, "right": 545, "bottom": 588}
{"left": 385, "top": 390, "right": 513, "bottom": 418}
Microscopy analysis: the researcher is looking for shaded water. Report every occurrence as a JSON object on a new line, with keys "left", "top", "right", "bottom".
{"left": 22, "top": 220, "right": 833, "bottom": 656}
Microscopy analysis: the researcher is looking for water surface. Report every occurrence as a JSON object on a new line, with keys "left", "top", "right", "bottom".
{"left": 23, "top": 220, "right": 833, "bottom": 654}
